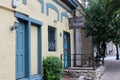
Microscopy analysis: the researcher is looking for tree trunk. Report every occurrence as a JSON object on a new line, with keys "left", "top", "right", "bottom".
{"left": 97, "top": 42, "right": 101, "bottom": 55}
{"left": 95, "top": 41, "right": 101, "bottom": 62}
{"left": 116, "top": 44, "right": 119, "bottom": 60}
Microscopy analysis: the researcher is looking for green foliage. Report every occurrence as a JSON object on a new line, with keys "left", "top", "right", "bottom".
{"left": 84, "top": 0, "right": 109, "bottom": 43}
{"left": 83, "top": 0, "right": 120, "bottom": 45}
{"left": 101, "top": 0, "right": 120, "bottom": 15}
{"left": 43, "top": 56, "right": 62, "bottom": 80}
{"left": 82, "top": 0, "right": 120, "bottom": 54}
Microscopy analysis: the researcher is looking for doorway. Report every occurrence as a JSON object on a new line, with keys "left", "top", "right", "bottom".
{"left": 63, "top": 32, "right": 71, "bottom": 68}
{"left": 16, "top": 20, "right": 26, "bottom": 79}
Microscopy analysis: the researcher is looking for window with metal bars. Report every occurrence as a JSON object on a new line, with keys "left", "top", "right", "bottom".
{"left": 48, "top": 26, "right": 56, "bottom": 51}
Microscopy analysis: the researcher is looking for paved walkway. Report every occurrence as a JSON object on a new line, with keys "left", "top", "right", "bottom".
{"left": 100, "top": 55, "right": 120, "bottom": 80}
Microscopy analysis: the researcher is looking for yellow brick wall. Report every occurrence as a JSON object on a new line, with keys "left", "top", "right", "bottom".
{"left": 0, "top": 0, "right": 74, "bottom": 57}
{"left": 0, "top": 0, "right": 95, "bottom": 79}
{"left": 0, "top": 0, "right": 74, "bottom": 79}
{"left": 0, "top": 8, "right": 15, "bottom": 80}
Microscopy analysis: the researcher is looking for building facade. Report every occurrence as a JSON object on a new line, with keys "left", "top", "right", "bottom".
{"left": 73, "top": 0, "right": 93, "bottom": 67}
{"left": 0, "top": 0, "right": 77, "bottom": 80}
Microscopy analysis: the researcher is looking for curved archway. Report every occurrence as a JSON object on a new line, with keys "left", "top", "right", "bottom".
{"left": 46, "top": 3, "right": 60, "bottom": 21}
{"left": 38, "top": 0, "right": 44, "bottom": 13}
{"left": 61, "top": 12, "right": 69, "bottom": 22}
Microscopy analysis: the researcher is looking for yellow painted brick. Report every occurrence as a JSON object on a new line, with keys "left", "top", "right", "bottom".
{"left": 0, "top": 7, "right": 15, "bottom": 80}
{"left": 0, "top": 0, "right": 75, "bottom": 79}
{"left": 0, "top": 0, "right": 74, "bottom": 59}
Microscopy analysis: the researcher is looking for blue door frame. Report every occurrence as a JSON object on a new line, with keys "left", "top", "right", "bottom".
{"left": 15, "top": 12, "right": 43, "bottom": 80}
{"left": 63, "top": 32, "right": 71, "bottom": 68}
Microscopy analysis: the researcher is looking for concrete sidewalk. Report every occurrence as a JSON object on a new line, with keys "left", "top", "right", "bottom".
{"left": 100, "top": 55, "right": 120, "bottom": 80}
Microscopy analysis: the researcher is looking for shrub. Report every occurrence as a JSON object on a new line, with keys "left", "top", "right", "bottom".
{"left": 43, "top": 56, "right": 62, "bottom": 80}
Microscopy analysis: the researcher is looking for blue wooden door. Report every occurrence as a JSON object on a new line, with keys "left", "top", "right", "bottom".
{"left": 63, "top": 32, "right": 70, "bottom": 68}
{"left": 16, "top": 21, "right": 25, "bottom": 79}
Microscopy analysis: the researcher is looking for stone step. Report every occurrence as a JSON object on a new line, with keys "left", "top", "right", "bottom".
{"left": 62, "top": 66, "right": 106, "bottom": 80}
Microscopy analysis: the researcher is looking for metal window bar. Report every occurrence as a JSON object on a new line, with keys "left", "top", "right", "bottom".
{"left": 48, "top": 27, "right": 56, "bottom": 51}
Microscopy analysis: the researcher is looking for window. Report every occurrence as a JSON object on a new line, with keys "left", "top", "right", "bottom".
{"left": 48, "top": 26, "right": 56, "bottom": 51}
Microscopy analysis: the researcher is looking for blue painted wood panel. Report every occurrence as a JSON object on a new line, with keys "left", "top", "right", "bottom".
{"left": 15, "top": 12, "right": 43, "bottom": 79}
{"left": 16, "top": 21, "right": 25, "bottom": 79}
{"left": 64, "top": 34, "right": 68, "bottom": 68}
{"left": 63, "top": 32, "right": 71, "bottom": 68}
{"left": 30, "top": 74, "right": 42, "bottom": 80}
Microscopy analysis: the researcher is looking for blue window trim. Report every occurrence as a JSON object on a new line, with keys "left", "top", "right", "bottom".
{"left": 30, "top": 74, "right": 42, "bottom": 80}
{"left": 46, "top": 3, "right": 60, "bottom": 21}
{"left": 29, "top": 18, "right": 43, "bottom": 26}
{"left": 38, "top": 0, "right": 44, "bottom": 13}
{"left": 15, "top": 12, "right": 43, "bottom": 26}
{"left": 61, "top": 12, "right": 69, "bottom": 22}
{"left": 38, "top": 26, "right": 42, "bottom": 75}
{"left": 23, "top": 0, "right": 27, "bottom": 4}
{"left": 53, "top": 0, "right": 72, "bottom": 13}
{"left": 15, "top": 12, "right": 43, "bottom": 80}
{"left": 27, "top": 21, "right": 31, "bottom": 80}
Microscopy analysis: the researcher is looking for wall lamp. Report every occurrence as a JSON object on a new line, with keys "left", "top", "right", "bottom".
{"left": 54, "top": 20, "right": 57, "bottom": 23}
{"left": 60, "top": 32, "right": 62, "bottom": 37}
{"left": 10, "top": 18, "right": 19, "bottom": 31}
{"left": 12, "top": 0, "right": 18, "bottom": 8}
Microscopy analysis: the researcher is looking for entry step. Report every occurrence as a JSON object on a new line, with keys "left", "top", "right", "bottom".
{"left": 18, "top": 78, "right": 28, "bottom": 80}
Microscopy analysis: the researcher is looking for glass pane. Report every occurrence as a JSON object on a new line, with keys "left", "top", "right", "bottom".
{"left": 48, "top": 27, "right": 56, "bottom": 51}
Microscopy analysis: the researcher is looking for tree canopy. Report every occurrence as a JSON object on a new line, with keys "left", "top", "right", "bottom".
{"left": 83, "top": 0, "right": 120, "bottom": 45}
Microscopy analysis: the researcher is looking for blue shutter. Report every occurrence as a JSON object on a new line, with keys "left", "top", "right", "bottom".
{"left": 16, "top": 21, "right": 25, "bottom": 79}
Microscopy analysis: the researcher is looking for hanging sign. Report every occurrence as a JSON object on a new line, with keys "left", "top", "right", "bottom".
{"left": 68, "top": 16, "right": 84, "bottom": 29}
